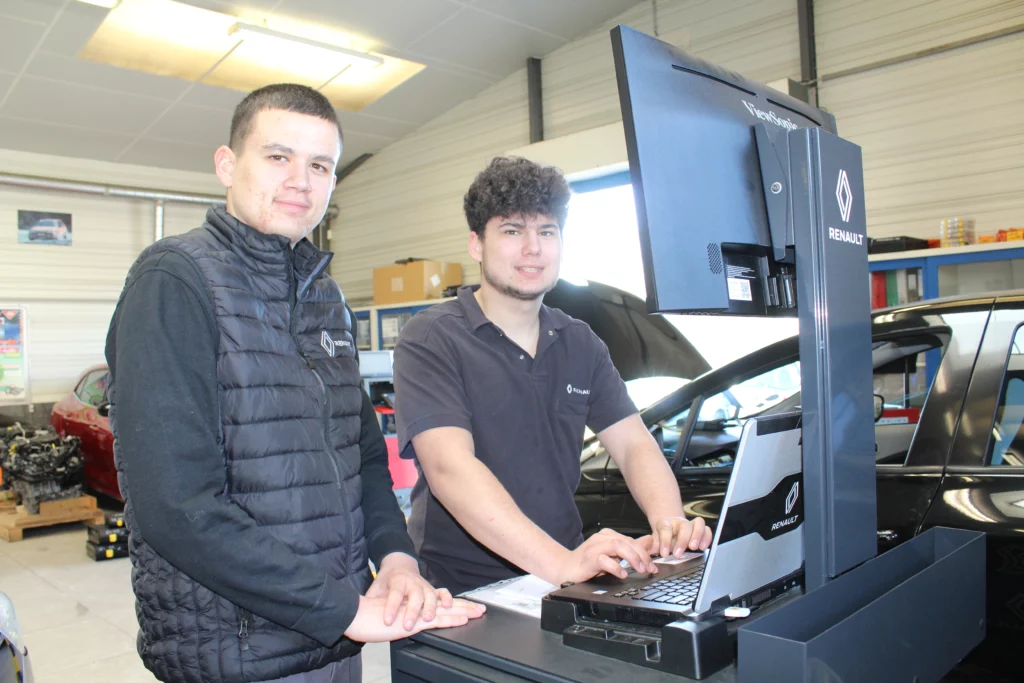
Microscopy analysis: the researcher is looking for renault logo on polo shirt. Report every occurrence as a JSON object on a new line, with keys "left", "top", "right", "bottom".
{"left": 566, "top": 384, "right": 591, "bottom": 396}
{"left": 321, "top": 330, "right": 351, "bottom": 358}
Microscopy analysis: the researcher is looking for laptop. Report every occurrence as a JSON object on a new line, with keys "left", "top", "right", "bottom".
{"left": 547, "top": 411, "right": 804, "bottom": 623}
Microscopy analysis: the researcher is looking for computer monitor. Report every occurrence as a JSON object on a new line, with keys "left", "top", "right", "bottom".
{"left": 612, "top": 25, "right": 837, "bottom": 316}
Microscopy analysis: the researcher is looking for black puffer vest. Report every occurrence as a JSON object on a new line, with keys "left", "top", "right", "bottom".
{"left": 110, "top": 207, "right": 369, "bottom": 683}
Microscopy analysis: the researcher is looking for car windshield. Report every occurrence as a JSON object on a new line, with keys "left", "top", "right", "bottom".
{"left": 700, "top": 362, "right": 801, "bottom": 422}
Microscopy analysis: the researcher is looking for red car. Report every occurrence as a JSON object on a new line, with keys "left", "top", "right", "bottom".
{"left": 50, "top": 365, "right": 118, "bottom": 500}
{"left": 50, "top": 365, "right": 417, "bottom": 505}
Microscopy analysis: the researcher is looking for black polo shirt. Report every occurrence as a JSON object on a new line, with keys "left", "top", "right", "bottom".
{"left": 394, "top": 285, "right": 637, "bottom": 593}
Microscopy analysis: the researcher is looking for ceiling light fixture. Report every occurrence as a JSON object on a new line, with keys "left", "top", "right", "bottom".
{"left": 76, "top": 0, "right": 121, "bottom": 8}
{"left": 228, "top": 23, "right": 383, "bottom": 67}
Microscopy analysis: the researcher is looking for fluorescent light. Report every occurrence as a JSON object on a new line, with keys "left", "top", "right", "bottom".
{"left": 228, "top": 23, "right": 383, "bottom": 67}
{"left": 77, "top": 0, "right": 120, "bottom": 8}
{"left": 79, "top": 0, "right": 423, "bottom": 112}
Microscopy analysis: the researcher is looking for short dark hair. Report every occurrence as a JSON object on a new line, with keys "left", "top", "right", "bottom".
{"left": 463, "top": 157, "right": 571, "bottom": 236}
{"left": 229, "top": 83, "right": 343, "bottom": 151}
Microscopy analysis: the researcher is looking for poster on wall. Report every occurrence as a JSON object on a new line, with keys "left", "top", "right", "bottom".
{"left": 17, "top": 210, "right": 72, "bottom": 246}
{"left": 0, "top": 307, "right": 29, "bottom": 404}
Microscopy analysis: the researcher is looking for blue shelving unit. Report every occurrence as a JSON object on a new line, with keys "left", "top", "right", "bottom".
{"left": 352, "top": 310, "right": 371, "bottom": 351}
{"left": 376, "top": 304, "right": 435, "bottom": 349}
{"left": 869, "top": 243, "right": 1024, "bottom": 301}
{"left": 869, "top": 242, "right": 1024, "bottom": 383}
{"left": 351, "top": 298, "right": 454, "bottom": 351}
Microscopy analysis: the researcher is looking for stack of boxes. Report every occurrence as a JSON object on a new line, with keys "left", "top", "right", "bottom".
{"left": 940, "top": 217, "right": 975, "bottom": 248}
{"left": 86, "top": 512, "right": 129, "bottom": 561}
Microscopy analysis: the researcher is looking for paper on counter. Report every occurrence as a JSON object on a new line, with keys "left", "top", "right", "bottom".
{"left": 651, "top": 551, "right": 706, "bottom": 566}
{"left": 461, "top": 574, "right": 558, "bottom": 619}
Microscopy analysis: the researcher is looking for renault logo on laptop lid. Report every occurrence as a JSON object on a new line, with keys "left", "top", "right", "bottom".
{"left": 786, "top": 481, "right": 800, "bottom": 515}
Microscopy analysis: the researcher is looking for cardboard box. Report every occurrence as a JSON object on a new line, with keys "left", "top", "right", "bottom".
{"left": 373, "top": 260, "right": 462, "bottom": 305}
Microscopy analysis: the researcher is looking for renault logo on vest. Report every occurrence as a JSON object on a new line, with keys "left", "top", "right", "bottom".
{"left": 321, "top": 331, "right": 350, "bottom": 358}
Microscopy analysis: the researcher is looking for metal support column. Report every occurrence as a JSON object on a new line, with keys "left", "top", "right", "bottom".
{"left": 796, "top": 0, "right": 818, "bottom": 107}
{"left": 527, "top": 57, "right": 544, "bottom": 144}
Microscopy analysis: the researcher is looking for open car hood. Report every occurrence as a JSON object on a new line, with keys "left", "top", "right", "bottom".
{"left": 543, "top": 279, "right": 710, "bottom": 382}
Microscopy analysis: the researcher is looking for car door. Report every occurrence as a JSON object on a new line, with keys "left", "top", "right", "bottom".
{"left": 598, "top": 359, "right": 799, "bottom": 537}
{"left": 873, "top": 302, "right": 993, "bottom": 552}
{"left": 920, "top": 295, "right": 1024, "bottom": 674}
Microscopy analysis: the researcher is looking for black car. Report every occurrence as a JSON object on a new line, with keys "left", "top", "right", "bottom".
{"left": 573, "top": 290, "right": 1024, "bottom": 677}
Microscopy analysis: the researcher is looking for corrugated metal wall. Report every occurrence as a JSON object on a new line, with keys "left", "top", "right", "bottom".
{"left": 816, "top": 0, "right": 1024, "bottom": 240}
{"left": 331, "top": 0, "right": 802, "bottom": 305}
{"left": 0, "top": 149, "right": 217, "bottom": 405}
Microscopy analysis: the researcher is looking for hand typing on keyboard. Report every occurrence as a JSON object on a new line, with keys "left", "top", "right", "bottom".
{"left": 555, "top": 528, "right": 657, "bottom": 585}
{"left": 651, "top": 516, "right": 713, "bottom": 558}
{"left": 613, "top": 565, "right": 706, "bottom": 605}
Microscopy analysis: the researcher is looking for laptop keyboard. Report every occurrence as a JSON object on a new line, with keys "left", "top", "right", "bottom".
{"left": 613, "top": 565, "right": 705, "bottom": 605}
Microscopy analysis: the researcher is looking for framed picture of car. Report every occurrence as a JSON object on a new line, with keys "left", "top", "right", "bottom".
{"left": 17, "top": 210, "right": 73, "bottom": 246}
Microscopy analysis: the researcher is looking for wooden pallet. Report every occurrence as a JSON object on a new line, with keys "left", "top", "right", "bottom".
{"left": 0, "top": 495, "right": 105, "bottom": 542}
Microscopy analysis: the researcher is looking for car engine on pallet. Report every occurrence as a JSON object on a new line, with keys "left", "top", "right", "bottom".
{"left": 1, "top": 423, "right": 84, "bottom": 514}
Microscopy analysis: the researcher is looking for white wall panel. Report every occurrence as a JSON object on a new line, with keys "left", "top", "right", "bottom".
{"left": 331, "top": 0, "right": 802, "bottom": 305}
{"left": 0, "top": 149, "right": 220, "bottom": 403}
{"left": 819, "top": 25, "right": 1024, "bottom": 241}
{"left": 816, "top": 0, "right": 1024, "bottom": 76}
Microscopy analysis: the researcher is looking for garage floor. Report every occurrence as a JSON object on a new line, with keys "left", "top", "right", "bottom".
{"left": 3, "top": 524, "right": 1012, "bottom": 683}
{"left": 0, "top": 525, "right": 393, "bottom": 683}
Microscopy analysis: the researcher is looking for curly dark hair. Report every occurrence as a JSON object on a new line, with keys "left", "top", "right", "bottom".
{"left": 229, "top": 83, "right": 342, "bottom": 152}
{"left": 463, "top": 157, "right": 571, "bottom": 236}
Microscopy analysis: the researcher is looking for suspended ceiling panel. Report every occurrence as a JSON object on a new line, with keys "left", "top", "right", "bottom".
{"left": 0, "top": 0, "right": 643, "bottom": 173}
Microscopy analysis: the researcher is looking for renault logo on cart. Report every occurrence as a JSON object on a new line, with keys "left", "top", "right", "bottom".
{"left": 786, "top": 481, "right": 800, "bottom": 515}
{"left": 836, "top": 169, "right": 853, "bottom": 222}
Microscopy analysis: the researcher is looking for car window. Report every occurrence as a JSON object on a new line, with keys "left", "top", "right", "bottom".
{"left": 872, "top": 334, "right": 949, "bottom": 465}
{"left": 985, "top": 326, "right": 1024, "bottom": 466}
{"left": 655, "top": 360, "right": 800, "bottom": 468}
{"left": 73, "top": 372, "right": 96, "bottom": 399}
{"left": 74, "top": 370, "right": 103, "bottom": 401}
{"left": 76, "top": 370, "right": 110, "bottom": 408}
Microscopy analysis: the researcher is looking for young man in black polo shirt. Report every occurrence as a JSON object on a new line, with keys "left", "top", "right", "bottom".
{"left": 393, "top": 157, "right": 713, "bottom": 595}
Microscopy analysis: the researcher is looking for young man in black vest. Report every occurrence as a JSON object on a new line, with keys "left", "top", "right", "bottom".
{"left": 106, "top": 84, "right": 483, "bottom": 683}
{"left": 394, "top": 157, "right": 714, "bottom": 596}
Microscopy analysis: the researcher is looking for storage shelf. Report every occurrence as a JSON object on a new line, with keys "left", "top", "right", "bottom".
{"left": 351, "top": 297, "right": 455, "bottom": 351}
{"left": 869, "top": 240, "right": 1024, "bottom": 263}
{"left": 868, "top": 242, "right": 1024, "bottom": 302}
